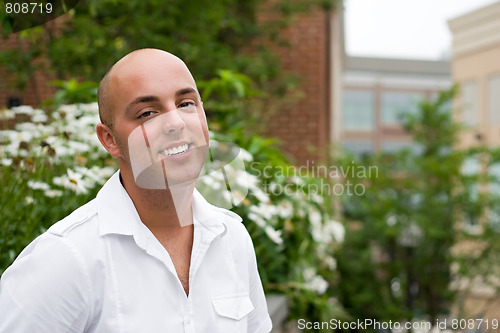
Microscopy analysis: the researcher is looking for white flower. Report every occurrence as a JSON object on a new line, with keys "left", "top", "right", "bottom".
{"left": 74, "top": 166, "right": 115, "bottom": 187}
{"left": 68, "top": 141, "right": 91, "bottom": 154}
{"left": 53, "top": 168, "right": 92, "bottom": 194}
{"left": 265, "top": 226, "right": 283, "bottom": 245}
{"left": 31, "top": 114, "right": 48, "bottom": 123}
{"left": 239, "top": 148, "right": 253, "bottom": 162}
{"left": 387, "top": 214, "right": 397, "bottom": 226}
{"left": 290, "top": 175, "right": 304, "bottom": 185}
{"left": 309, "top": 209, "right": 322, "bottom": 227}
{"left": 292, "top": 190, "right": 306, "bottom": 201}
{"left": 310, "top": 216, "right": 345, "bottom": 244}
{"left": 210, "top": 170, "right": 226, "bottom": 182}
{"left": 222, "top": 190, "right": 232, "bottom": 203}
{"left": 307, "top": 275, "right": 328, "bottom": 295}
{"left": 235, "top": 171, "right": 258, "bottom": 190}
{"left": 323, "top": 256, "right": 337, "bottom": 270}
{"left": 296, "top": 207, "right": 306, "bottom": 218}
{"left": 312, "top": 227, "right": 330, "bottom": 244}
{"left": 303, "top": 268, "right": 328, "bottom": 295}
{"left": 248, "top": 212, "right": 266, "bottom": 228}
{"left": 230, "top": 189, "right": 247, "bottom": 204}
{"left": 11, "top": 105, "right": 34, "bottom": 114}
{"left": 93, "top": 166, "right": 116, "bottom": 183}
{"left": 325, "top": 219, "right": 345, "bottom": 243}
{"left": 278, "top": 200, "right": 294, "bottom": 219}
{"left": 0, "top": 109, "right": 15, "bottom": 120}
{"left": 27, "top": 180, "right": 51, "bottom": 191}
{"left": 201, "top": 174, "right": 222, "bottom": 190}
{"left": 250, "top": 203, "right": 278, "bottom": 221}
{"left": 1, "top": 158, "right": 12, "bottom": 166}
{"left": 31, "top": 109, "right": 48, "bottom": 123}
{"left": 44, "top": 189, "right": 63, "bottom": 198}
{"left": 25, "top": 196, "right": 34, "bottom": 205}
{"left": 310, "top": 192, "right": 324, "bottom": 204}
{"left": 15, "top": 129, "right": 35, "bottom": 142}
{"left": 303, "top": 267, "right": 316, "bottom": 281}
{"left": 252, "top": 188, "right": 270, "bottom": 203}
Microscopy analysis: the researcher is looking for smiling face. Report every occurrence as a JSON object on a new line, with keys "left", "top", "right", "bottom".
{"left": 97, "top": 49, "right": 209, "bottom": 189}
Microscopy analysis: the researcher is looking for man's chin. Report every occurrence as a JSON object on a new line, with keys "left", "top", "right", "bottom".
{"left": 134, "top": 160, "right": 202, "bottom": 190}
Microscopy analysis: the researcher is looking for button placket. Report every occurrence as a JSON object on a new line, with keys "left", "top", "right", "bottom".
{"left": 183, "top": 299, "right": 195, "bottom": 333}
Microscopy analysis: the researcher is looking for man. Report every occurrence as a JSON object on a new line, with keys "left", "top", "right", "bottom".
{"left": 0, "top": 48, "right": 273, "bottom": 333}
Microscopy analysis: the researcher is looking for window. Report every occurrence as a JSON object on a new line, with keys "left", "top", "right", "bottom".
{"left": 342, "top": 140, "right": 374, "bottom": 157}
{"left": 462, "top": 157, "right": 481, "bottom": 176}
{"left": 462, "top": 156, "right": 482, "bottom": 233}
{"left": 381, "top": 141, "right": 422, "bottom": 154}
{"left": 342, "top": 90, "right": 374, "bottom": 131}
{"left": 488, "top": 75, "right": 500, "bottom": 125}
{"left": 461, "top": 81, "right": 479, "bottom": 126}
{"left": 381, "top": 92, "right": 424, "bottom": 126}
{"left": 489, "top": 163, "right": 500, "bottom": 196}
{"left": 488, "top": 164, "right": 500, "bottom": 231}
{"left": 462, "top": 156, "right": 480, "bottom": 202}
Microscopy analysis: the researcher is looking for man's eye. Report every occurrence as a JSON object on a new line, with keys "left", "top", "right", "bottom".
{"left": 138, "top": 111, "right": 155, "bottom": 119}
{"left": 178, "top": 101, "right": 195, "bottom": 109}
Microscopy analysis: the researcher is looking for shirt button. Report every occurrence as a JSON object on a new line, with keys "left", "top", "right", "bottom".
{"left": 185, "top": 316, "right": 191, "bottom": 324}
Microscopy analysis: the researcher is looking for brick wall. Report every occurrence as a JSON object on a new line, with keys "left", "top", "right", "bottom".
{"left": 0, "top": 30, "right": 56, "bottom": 109}
{"left": 261, "top": 7, "right": 332, "bottom": 165}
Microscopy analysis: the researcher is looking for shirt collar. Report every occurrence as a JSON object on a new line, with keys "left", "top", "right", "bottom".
{"left": 96, "top": 171, "right": 238, "bottom": 238}
{"left": 97, "top": 171, "right": 142, "bottom": 237}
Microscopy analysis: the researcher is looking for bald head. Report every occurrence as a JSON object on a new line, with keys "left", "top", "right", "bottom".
{"left": 97, "top": 49, "right": 193, "bottom": 129}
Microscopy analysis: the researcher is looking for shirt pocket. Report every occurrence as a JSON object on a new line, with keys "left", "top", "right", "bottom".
{"left": 211, "top": 293, "right": 254, "bottom": 333}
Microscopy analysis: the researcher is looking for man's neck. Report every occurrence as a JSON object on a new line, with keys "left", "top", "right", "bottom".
{"left": 119, "top": 169, "right": 196, "bottom": 231}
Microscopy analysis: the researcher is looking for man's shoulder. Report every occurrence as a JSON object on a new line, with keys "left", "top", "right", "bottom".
{"left": 207, "top": 205, "right": 254, "bottom": 249}
{"left": 21, "top": 199, "right": 106, "bottom": 275}
{"left": 204, "top": 202, "right": 247, "bottom": 231}
{"left": 193, "top": 189, "right": 248, "bottom": 236}
{"left": 46, "top": 199, "right": 100, "bottom": 244}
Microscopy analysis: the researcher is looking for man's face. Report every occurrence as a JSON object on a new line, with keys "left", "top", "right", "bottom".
{"left": 107, "top": 51, "right": 209, "bottom": 189}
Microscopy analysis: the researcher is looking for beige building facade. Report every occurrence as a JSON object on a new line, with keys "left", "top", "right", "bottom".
{"left": 448, "top": 0, "right": 500, "bottom": 322}
{"left": 448, "top": 1, "right": 500, "bottom": 149}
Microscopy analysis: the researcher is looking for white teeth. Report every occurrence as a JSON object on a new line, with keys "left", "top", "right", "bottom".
{"left": 162, "top": 144, "right": 189, "bottom": 156}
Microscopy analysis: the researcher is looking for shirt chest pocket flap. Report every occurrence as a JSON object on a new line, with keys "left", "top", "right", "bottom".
{"left": 211, "top": 293, "right": 254, "bottom": 332}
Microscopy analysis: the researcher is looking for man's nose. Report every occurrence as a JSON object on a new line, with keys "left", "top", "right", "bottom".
{"left": 161, "top": 109, "right": 185, "bottom": 134}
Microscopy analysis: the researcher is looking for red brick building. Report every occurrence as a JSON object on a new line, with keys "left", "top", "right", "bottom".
{"left": 0, "top": 33, "right": 55, "bottom": 108}
{"left": 261, "top": 6, "right": 343, "bottom": 165}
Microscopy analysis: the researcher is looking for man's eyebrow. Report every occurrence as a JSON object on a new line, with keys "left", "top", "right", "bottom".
{"left": 125, "top": 88, "right": 198, "bottom": 113}
{"left": 126, "top": 96, "right": 160, "bottom": 113}
{"left": 176, "top": 87, "right": 198, "bottom": 97}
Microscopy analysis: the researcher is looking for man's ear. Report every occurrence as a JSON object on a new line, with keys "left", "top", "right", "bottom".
{"left": 96, "top": 123, "right": 122, "bottom": 158}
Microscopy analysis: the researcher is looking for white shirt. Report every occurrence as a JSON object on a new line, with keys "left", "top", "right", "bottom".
{"left": 0, "top": 172, "right": 272, "bottom": 333}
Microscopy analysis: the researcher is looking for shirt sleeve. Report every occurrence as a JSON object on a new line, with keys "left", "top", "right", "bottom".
{"left": 0, "top": 233, "right": 91, "bottom": 333}
{"left": 244, "top": 230, "right": 273, "bottom": 333}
